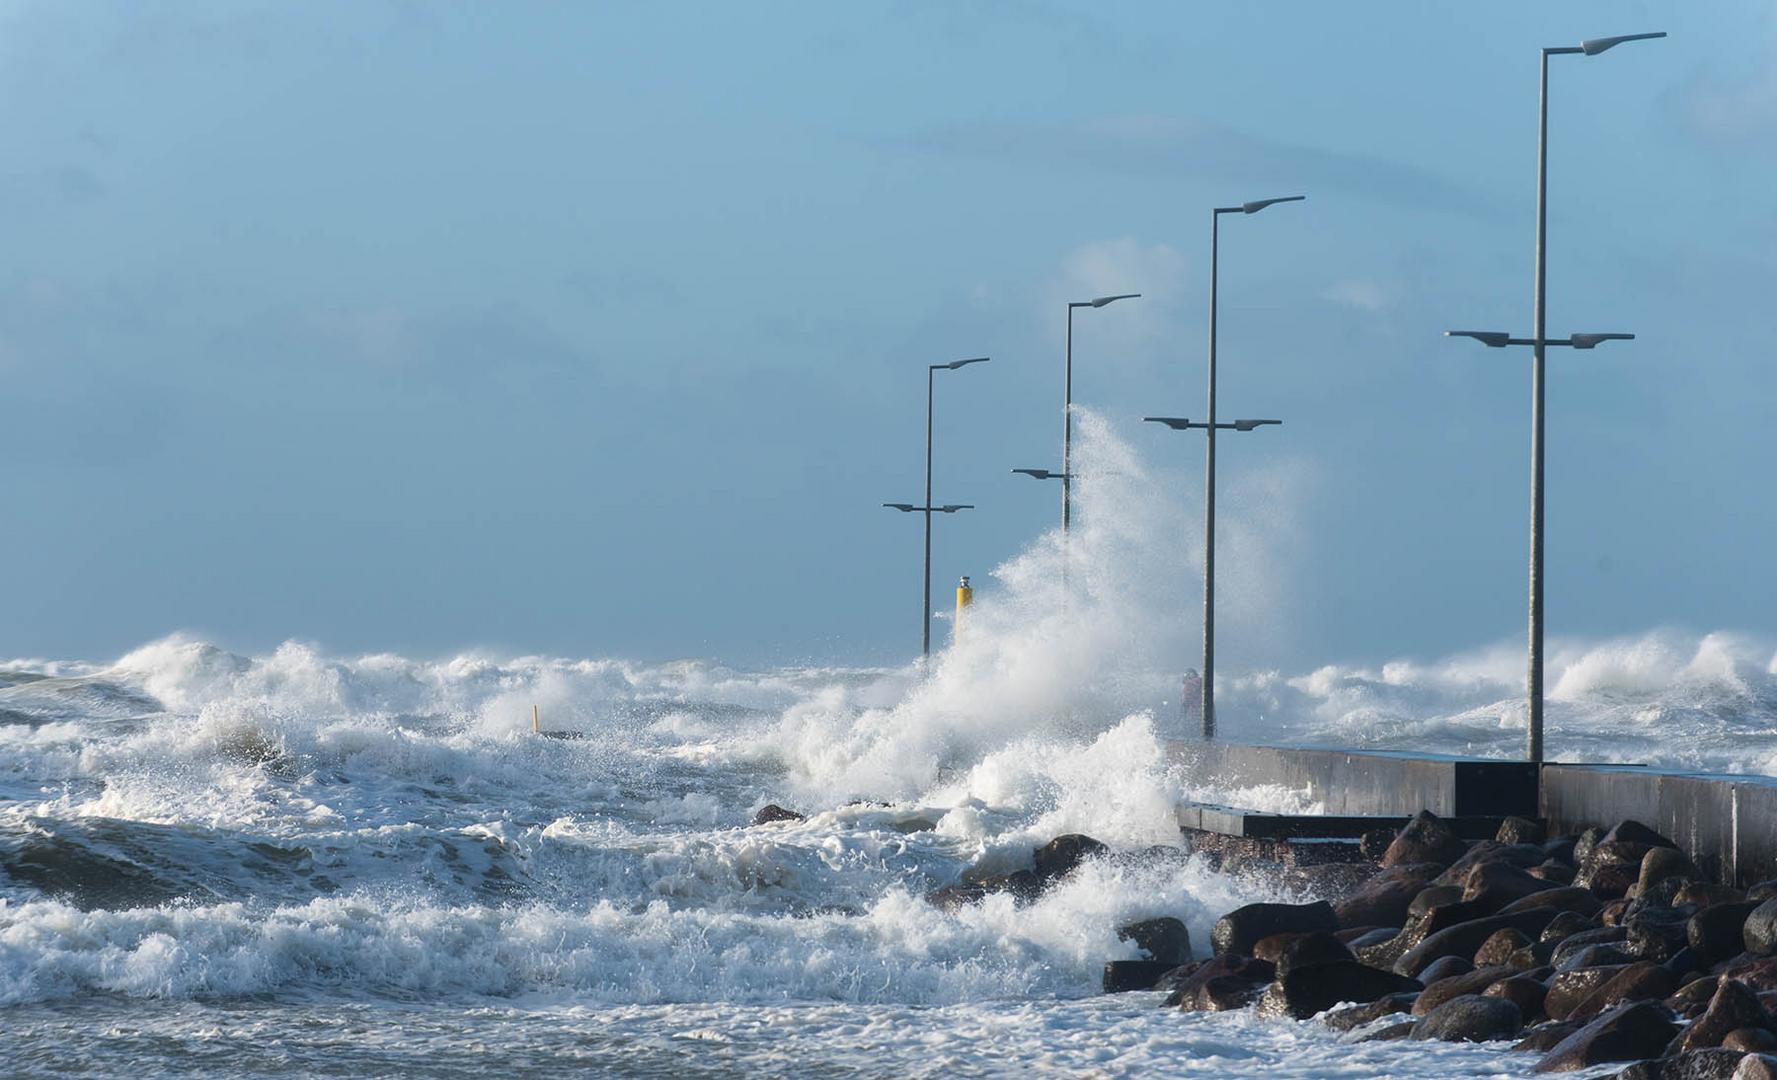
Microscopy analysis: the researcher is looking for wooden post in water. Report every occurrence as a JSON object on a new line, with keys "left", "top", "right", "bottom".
{"left": 531, "top": 704, "right": 540, "bottom": 735}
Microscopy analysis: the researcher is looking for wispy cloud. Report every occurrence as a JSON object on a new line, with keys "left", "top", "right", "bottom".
{"left": 1679, "top": 62, "right": 1777, "bottom": 149}
{"left": 1321, "top": 278, "right": 1395, "bottom": 313}
{"left": 903, "top": 113, "right": 1500, "bottom": 219}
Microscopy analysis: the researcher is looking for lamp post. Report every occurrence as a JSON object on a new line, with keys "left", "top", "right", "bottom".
{"left": 1144, "top": 414, "right": 1283, "bottom": 738}
{"left": 1456, "top": 29, "right": 1662, "bottom": 764}
{"left": 1169, "top": 194, "right": 1302, "bottom": 739}
{"left": 884, "top": 356, "right": 991, "bottom": 658}
{"left": 1444, "top": 329, "right": 1636, "bottom": 761}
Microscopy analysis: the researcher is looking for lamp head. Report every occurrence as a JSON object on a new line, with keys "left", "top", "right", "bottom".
{"left": 1089, "top": 293, "right": 1140, "bottom": 308}
{"left": 1142, "top": 416, "right": 1195, "bottom": 430}
{"left": 1012, "top": 468, "right": 1057, "bottom": 480}
{"left": 943, "top": 356, "right": 991, "bottom": 370}
{"left": 1581, "top": 31, "right": 1666, "bottom": 55}
{"left": 1231, "top": 419, "right": 1282, "bottom": 432}
{"left": 1242, "top": 195, "right": 1306, "bottom": 214}
{"left": 1446, "top": 330, "right": 1513, "bottom": 348}
{"left": 882, "top": 503, "right": 916, "bottom": 512}
{"left": 1568, "top": 332, "right": 1635, "bottom": 350}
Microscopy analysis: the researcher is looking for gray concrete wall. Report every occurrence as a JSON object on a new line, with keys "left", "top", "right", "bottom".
{"left": 1169, "top": 740, "right": 1777, "bottom": 888}
{"left": 1542, "top": 765, "right": 1777, "bottom": 887}
{"left": 1171, "top": 742, "right": 1538, "bottom": 818}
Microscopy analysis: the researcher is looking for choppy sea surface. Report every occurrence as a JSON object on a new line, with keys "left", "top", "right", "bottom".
{"left": 6, "top": 419, "right": 1776, "bottom": 1077}
{"left": 4, "top": 626, "right": 1776, "bottom": 1078}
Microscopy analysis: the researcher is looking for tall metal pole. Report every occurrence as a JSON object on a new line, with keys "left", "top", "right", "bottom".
{"left": 923, "top": 365, "right": 935, "bottom": 658}
{"left": 1202, "top": 210, "right": 1220, "bottom": 739}
{"left": 1062, "top": 305, "right": 1076, "bottom": 534}
{"left": 1528, "top": 49, "right": 1551, "bottom": 763}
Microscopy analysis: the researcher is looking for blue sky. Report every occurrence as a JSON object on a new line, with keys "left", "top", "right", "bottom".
{"left": 2, "top": 1, "right": 1773, "bottom": 670}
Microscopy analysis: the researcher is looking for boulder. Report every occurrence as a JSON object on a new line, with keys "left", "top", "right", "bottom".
{"left": 1393, "top": 908, "right": 1561, "bottom": 978}
{"left": 1412, "top": 965, "right": 1517, "bottom": 1016}
{"left": 1533, "top": 1000, "right": 1679, "bottom": 1072}
{"left": 1347, "top": 927, "right": 1399, "bottom": 950}
{"left": 1666, "top": 947, "right": 1706, "bottom": 981}
{"left": 1564, "top": 961, "right": 1678, "bottom": 1023}
{"left": 1410, "top": 885, "right": 1466, "bottom": 918}
{"left": 1152, "top": 961, "right": 1203, "bottom": 993}
{"left": 1615, "top": 1050, "right": 1755, "bottom": 1080}
{"left": 1627, "top": 909, "right": 1695, "bottom": 963}
{"left": 1361, "top": 1020, "right": 1419, "bottom": 1042}
{"left": 1669, "top": 978, "right": 1773, "bottom": 1056}
{"left": 1749, "top": 882, "right": 1777, "bottom": 903}
{"left": 1336, "top": 863, "right": 1445, "bottom": 929}
{"left": 1511, "top": 940, "right": 1562, "bottom": 971}
{"left": 1552, "top": 927, "right": 1629, "bottom": 968}
{"left": 1463, "top": 860, "right": 1561, "bottom": 913}
{"left": 1411, "top": 994, "right": 1523, "bottom": 1043}
{"left": 1271, "top": 932, "right": 1355, "bottom": 977}
{"left": 1558, "top": 944, "right": 1637, "bottom": 973}
{"left": 1485, "top": 975, "right": 1550, "bottom": 1023}
{"left": 1544, "top": 835, "right": 1580, "bottom": 867}
{"left": 1533, "top": 862, "right": 1578, "bottom": 885}
{"left": 1212, "top": 900, "right": 1337, "bottom": 958}
{"left": 1506, "top": 886, "right": 1606, "bottom": 918}
{"left": 1722, "top": 958, "right": 1777, "bottom": 995}
{"left": 1498, "top": 816, "right": 1547, "bottom": 846}
{"left": 1579, "top": 856, "right": 1643, "bottom": 901}
{"left": 1670, "top": 977, "right": 1725, "bottom": 1017}
{"left": 1416, "top": 955, "right": 1475, "bottom": 985}
{"left": 1329, "top": 994, "right": 1421, "bottom": 1030}
{"left": 1168, "top": 954, "right": 1276, "bottom": 1012}
{"left": 1254, "top": 960, "right": 1423, "bottom": 1021}
{"left": 1103, "top": 960, "right": 1174, "bottom": 993}
{"left": 1476, "top": 928, "right": 1534, "bottom": 967}
{"left": 1572, "top": 827, "right": 1606, "bottom": 870}
{"left": 1117, "top": 917, "right": 1191, "bottom": 966}
{"left": 1034, "top": 834, "right": 1107, "bottom": 883}
{"left": 1746, "top": 900, "right": 1777, "bottom": 958}
{"left": 1321, "top": 993, "right": 1420, "bottom": 1031}
{"left": 1543, "top": 911, "right": 1601, "bottom": 943}
{"left": 1546, "top": 965, "right": 1632, "bottom": 1022}
{"left": 1383, "top": 811, "right": 1468, "bottom": 869}
{"left": 1515, "top": 1021, "right": 1581, "bottom": 1052}
{"left": 925, "top": 870, "right": 1042, "bottom": 909}
{"left": 1603, "top": 820, "right": 1677, "bottom": 849}
{"left": 751, "top": 804, "right": 805, "bottom": 825}
{"left": 1736, "top": 1056, "right": 1777, "bottom": 1080}
{"left": 1727, "top": 1029, "right": 1777, "bottom": 1053}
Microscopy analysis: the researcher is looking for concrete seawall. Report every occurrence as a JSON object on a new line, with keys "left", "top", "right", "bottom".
{"left": 1171, "top": 741, "right": 1777, "bottom": 887}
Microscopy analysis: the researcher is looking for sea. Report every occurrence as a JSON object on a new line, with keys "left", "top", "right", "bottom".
{"left": 5, "top": 416, "right": 1776, "bottom": 1078}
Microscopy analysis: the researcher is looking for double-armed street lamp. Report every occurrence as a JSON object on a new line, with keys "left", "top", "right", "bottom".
{"left": 1446, "top": 30, "right": 1662, "bottom": 764}
{"left": 1143, "top": 416, "right": 1283, "bottom": 739}
{"left": 1147, "top": 194, "right": 1302, "bottom": 740}
{"left": 1444, "top": 328, "right": 1635, "bottom": 761}
{"left": 883, "top": 356, "right": 991, "bottom": 658}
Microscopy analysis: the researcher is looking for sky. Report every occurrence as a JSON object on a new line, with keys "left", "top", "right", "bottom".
{"left": 1, "top": 0, "right": 1774, "bottom": 671}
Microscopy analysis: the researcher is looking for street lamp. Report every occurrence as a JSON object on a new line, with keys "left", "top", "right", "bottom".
{"left": 1145, "top": 414, "right": 1284, "bottom": 735}
{"left": 1445, "top": 326, "right": 1635, "bottom": 755}
{"left": 1059, "top": 294, "right": 1139, "bottom": 533}
{"left": 1170, "top": 193, "right": 1302, "bottom": 739}
{"left": 884, "top": 356, "right": 991, "bottom": 658}
{"left": 1457, "top": 28, "right": 1662, "bottom": 765}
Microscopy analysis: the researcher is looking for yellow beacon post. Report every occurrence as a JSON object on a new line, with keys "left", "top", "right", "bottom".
{"left": 955, "top": 575, "right": 973, "bottom": 638}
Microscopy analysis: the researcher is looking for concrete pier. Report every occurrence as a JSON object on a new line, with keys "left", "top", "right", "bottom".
{"left": 1172, "top": 741, "right": 1777, "bottom": 888}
